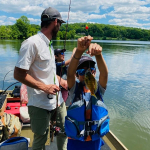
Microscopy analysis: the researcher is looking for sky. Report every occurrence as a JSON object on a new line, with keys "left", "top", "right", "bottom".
{"left": 0, "top": 0, "right": 150, "bottom": 29}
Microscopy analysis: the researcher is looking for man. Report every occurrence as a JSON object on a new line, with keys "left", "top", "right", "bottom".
{"left": 14, "top": 7, "right": 67, "bottom": 150}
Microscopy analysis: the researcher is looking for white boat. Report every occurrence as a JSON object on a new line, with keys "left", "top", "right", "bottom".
{"left": 0, "top": 90, "right": 128, "bottom": 150}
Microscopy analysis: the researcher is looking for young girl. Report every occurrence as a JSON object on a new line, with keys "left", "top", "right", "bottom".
{"left": 66, "top": 36, "right": 109, "bottom": 150}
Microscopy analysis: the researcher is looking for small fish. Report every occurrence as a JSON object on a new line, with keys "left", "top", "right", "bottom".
{"left": 84, "top": 69, "right": 98, "bottom": 96}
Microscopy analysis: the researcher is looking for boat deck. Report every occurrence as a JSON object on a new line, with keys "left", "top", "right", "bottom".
{"left": 0, "top": 90, "right": 128, "bottom": 150}
{"left": 28, "top": 137, "right": 111, "bottom": 150}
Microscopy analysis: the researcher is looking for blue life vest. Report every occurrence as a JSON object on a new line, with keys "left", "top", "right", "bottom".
{"left": 65, "top": 82, "right": 110, "bottom": 141}
{"left": 55, "top": 61, "right": 67, "bottom": 80}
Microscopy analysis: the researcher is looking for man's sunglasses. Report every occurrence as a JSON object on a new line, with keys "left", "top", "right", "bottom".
{"left": 57, "top": 19, "right": 62, "bottom": 26}
{"left": 76, "top": 68, "right": 96, "bottom": 76}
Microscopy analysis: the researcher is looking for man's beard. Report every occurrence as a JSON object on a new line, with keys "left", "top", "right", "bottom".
{"left": 52, "top": 25, "right": 59, "bottom": 38}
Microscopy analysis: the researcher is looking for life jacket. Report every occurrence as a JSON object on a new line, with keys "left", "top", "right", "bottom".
{"left": 65, "top": 82, "right": 109, "bottom": 141}
{"left": 56, "top": 61, "right": 67, "bottom": 80}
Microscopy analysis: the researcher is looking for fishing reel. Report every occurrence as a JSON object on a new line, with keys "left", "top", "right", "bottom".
{"left": 50, "top": 126, "right": 61, "bottom": 136}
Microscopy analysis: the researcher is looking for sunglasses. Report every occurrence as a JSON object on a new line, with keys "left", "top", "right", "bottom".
{"left": 76, "top": 68, "right": 96, "bottom": 76}
{"left": 57, "top": 19, "right": 62, "bottom": 26}
{"left": 59, "top": 52, "right": 64, "bottom": 55}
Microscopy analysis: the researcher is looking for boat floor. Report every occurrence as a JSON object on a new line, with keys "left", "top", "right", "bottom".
{"left": 28, "top": 136, "right": 111, "bottom": 150}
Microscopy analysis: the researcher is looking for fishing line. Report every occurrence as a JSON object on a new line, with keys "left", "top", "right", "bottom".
{"left": 64, "top": 0, "right": 71, "bottom": 50}
{"left": 48, "top": 1, "right": 71, "bottom": 101}
{"left": 1, "top": 70, "right": 13, "bottom": 91}
{"left": 1, "top": 81, "right": 20, "bottom": 95}
{"left": 49, "top": 1, "right": 72, "bottom": 134}
{"left": 57, "top": 0, "right": 71, "bottom": 91}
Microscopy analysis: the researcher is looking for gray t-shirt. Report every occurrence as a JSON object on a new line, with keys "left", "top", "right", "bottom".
{"left": 66, "top": 81, "right": 106, "bottom": 106}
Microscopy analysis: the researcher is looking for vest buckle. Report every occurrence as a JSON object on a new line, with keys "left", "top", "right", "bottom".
{"left": 86, "top": 121, "right": 94, "bottom": 126}
{"left": 86, "top": 130, "right": 95, "bottom": 136}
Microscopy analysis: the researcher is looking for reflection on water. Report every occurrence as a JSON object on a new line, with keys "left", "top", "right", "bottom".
{"left": 0, "top": 39, "right": 150, "bottom": 150}
{"left": 100, "top": 41, "right": 150, "bottom": 150}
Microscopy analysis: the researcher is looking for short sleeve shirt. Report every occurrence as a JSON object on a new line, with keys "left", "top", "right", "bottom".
{"left": 66, "top": 81, "right": 106, "bottom": 106}
{"left": 15, "top": 32, "right": 63, "bottom": 111}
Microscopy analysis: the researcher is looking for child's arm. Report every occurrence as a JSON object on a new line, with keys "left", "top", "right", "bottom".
{"left": 67, "top": 36, "right": 93, "bottom": 89}
{"left": 87, "top": 43, "right": 108, "bottom": 89}
{"left": 64, "top": 47, "right": 77, "bottom": 66}
{"left": 96, "top": 54, "right": 108, "bottom": 89}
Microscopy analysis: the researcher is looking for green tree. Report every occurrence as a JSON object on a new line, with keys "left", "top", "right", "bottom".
{"left": 0, "top": 26, "right": 7, "bottom": 39}
{"left": 15, "top": 16, "right": 30, "bottom": 39}
{"left": 10, "top": 25, "right": 20, "bottom": 39}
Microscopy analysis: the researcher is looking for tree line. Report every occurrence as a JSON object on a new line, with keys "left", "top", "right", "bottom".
{"left": 0, "top": 16, "right": 150, "bottom": 41}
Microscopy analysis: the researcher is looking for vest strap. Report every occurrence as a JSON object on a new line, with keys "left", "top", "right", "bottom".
{"left": 85, "top": 130, "right": 96, "bottom": 136}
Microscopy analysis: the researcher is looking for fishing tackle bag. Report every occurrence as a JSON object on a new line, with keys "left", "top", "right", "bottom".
{"left": 0, "top": 113, "right": 22, "bottom": 142}
{"left": 0, "top": 137, "right": 28, "bottom": 150}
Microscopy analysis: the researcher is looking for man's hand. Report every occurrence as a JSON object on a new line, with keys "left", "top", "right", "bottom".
{"left": 57, "top": 75, "right": 68, "bottom": 90}
{"left": 86, "top": 43, "right": 102, "bottom": 56}
{"left": 77, "top": 35, "right": 93, "bottom": 52}
{"left": 44, "top": 84, "right": 60, "bottom": 95}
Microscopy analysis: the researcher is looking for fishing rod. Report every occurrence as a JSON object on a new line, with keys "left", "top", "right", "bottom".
{"left": 50, "top": 1, "right": 72, "bottom": 140}
{"left": 1, "top": 70, "right": 13, "bottom": 91}
{"left": 0, "top": 81, "right": 20, "bottom": 95}
{"left": 57, "top": 0, "right": 71, "bottom": 93}
{"left": 64, "top": 0, "right": 71, "bottom": 50}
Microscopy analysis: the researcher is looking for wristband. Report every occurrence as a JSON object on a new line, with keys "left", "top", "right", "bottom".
{"left": 73, "top": 54, "right": 81, "bottom": 60}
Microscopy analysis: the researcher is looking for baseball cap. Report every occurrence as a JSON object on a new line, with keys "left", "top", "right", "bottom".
{"left": 41, "top": 7, "right": 66, "bottom": 23}
{"left": 77, "top": 56, "right": 96, "bottom": 70}
{"left": 54, "top": 49, "right": 66, "bottom": 55}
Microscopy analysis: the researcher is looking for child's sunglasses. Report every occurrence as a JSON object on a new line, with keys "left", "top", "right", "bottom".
{"left": 76, "top": 68, "right": 96, "bottom": 76}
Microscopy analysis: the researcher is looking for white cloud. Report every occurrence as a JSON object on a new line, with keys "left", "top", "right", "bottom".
{"left": 1, "top": 16, "right": 7, "bottom": 20}
{"left": 109, "top": 18, "right": 142, "bottom": 27}
{"left": 0, "top": 15, "right": 18, "bottom": 25}
{"left": 28, "top": 18, "right": 40, "bottom": 23}
{"left": 8, "top": 17, "right": 17, "bottom": 21}
{"left": 0, "top": 0, "right": 149, "bottom": 28}
{"left": 63, "top": 11, "right": 106, "bottom": 23}
{"left": 109, "top": 18, "right": 150, "bottom": 29}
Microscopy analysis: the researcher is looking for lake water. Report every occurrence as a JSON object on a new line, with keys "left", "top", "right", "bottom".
{"left": 0, "top": 39, "right": 150, "bottom": 150}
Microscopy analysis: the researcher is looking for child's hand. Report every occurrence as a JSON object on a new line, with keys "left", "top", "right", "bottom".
{"left": 77, "top": 36, "right": 93, "bottom": 53}
{"left": 86, "top": 43, "right": 102, "bottom": 56}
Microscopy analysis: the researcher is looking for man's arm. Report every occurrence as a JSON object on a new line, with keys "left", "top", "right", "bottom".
{"left": 14, "top": 67, "right": 60, "bottom": 95}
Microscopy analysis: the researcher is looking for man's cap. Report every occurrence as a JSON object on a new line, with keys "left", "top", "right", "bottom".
{"left": 54, "top": 49, "right": 66, "bottom": 55}
{"left": 77, "top": 56, "right": 96, "bottom": 70}
{"left": 41, "top": 7, "right": 66, "bottom": 23}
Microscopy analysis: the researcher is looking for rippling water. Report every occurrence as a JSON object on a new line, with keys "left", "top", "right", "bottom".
{"left": 0, "top": 39, "right": 150, "bottom": 150}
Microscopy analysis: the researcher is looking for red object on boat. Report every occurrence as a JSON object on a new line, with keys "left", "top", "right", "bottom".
{"left": 61, "top": 88, "right": 68, "bottom": 102}
{"left": 5, "top": 102, "right": 26, "bottom": 118}
{"left": 20, "top": 84, "right": 28, "bottom": 105}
